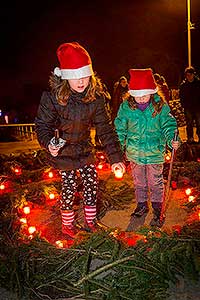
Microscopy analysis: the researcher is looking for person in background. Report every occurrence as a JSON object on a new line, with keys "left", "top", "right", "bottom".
{"left": 115, "top": 68, "right": 179, "bottom": 228}
{"left": 35, "top": 42, "right": 125, "bottom": 238}
{"left": 179, "top": 66, "right": 200, "bottom": 144}
{"left": 154, "top": 73, "right": 170, "bottom": 103}
{"left": 94, "top": 81, "right": 112, "bottom": 148}
{"left": 111, "top": 75, "right": 129, "bottom": 121}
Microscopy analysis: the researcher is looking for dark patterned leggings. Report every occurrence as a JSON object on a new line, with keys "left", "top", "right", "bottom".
{"left": 60, "top": 164, "right": 98, "bottom": 210}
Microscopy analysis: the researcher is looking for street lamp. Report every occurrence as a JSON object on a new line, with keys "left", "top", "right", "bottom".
{"left": 187, "top": 0, "right": 195, "bottom": 67}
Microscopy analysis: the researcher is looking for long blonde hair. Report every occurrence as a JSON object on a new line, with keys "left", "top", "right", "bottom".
{"left": 49, "top": 73, "right": 106, "bottom": 105}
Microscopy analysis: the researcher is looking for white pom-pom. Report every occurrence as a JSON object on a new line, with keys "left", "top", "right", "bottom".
{"left": 54, "top": 67, "right": 62, "bottom": 77}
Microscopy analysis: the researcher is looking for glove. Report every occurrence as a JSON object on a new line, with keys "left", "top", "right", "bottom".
{"left": 171, "top": 140, "right": 180, "bottom": 150}
{"left": 48, "top": 137, "right": 66, "bottom": 157}
{"left": 111, "top": 162, "right": 126, "bottom": 174}
{"left": 50, "top": 137, "right": 66, "bottom": 148}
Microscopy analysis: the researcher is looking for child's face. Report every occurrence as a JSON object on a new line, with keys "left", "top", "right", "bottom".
{"left": 68, "top": 76, "right": 90, "bottom": 93}
{"left": 135, "top": 94, "right": 151, "bottom": 104}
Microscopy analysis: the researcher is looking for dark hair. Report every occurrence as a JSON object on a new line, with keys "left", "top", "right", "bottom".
{"left": 184, "top": 66, "right": 195, "bottom": 74}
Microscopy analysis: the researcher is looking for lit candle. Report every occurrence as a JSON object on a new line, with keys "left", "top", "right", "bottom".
{"left": 23, "top": 206, "right": 31, "bottom": 214}
{"left": 185, "top": 188, "right": 192, "bottom": 196}
{"left": 28, "top": 226, "right": 36, "bottom": 234}
{"left": 114, "top": 168, "right": 123, "bottom": 179}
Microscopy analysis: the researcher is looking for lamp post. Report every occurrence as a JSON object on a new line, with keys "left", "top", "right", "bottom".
{"left": 187, "top": 0, "right": 192, "bottom": 67}
{"left": 187, "top": 0, "right": 195, "bottom": 67}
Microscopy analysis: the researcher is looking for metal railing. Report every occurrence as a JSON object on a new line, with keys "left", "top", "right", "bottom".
{"left": 0, "top": 123, "right": 97, "bottom": 144}
{"left": 0, "top": 123, "right": 36, "bottom": 141}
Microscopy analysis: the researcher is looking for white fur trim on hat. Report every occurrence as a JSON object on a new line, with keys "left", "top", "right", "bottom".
{"left": 55, "top": 64, "right": 93, "bottom": 79}
{"left": 129, "top": 88, "right": 158, "bottom": 97}
{"left": 54, "top": 67, "right": 62, "bottom": 77}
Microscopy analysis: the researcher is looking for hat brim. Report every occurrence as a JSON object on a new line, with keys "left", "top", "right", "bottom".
{"left": 129, "top": 88, "right": 158, "bottom": 97}
{"left": 60, "top": 64, "right": 93, "bottom": 79}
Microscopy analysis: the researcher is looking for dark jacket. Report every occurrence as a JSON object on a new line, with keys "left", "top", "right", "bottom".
{"left": 35, "top": 90, "right": 123, "bottom": 170}
{"left": 179, "top": 77, "right": 200, "bottom": 111}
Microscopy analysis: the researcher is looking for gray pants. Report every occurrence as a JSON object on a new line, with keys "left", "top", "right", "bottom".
{"left": 130, "top": 162, "right": 164, "bottom": 204}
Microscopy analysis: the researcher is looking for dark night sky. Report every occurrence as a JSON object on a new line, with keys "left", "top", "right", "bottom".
{"left": 1, "top": 0, "right": 200, "bottom": 119}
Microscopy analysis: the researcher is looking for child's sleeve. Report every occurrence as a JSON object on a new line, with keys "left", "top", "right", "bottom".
{"left": 114, "top": 104, "right": 128, "bottom": 151}
{"left": 35, "top": 92, "right": 58, "bottom": 149}
{"left": 159, "top": 104, "right": 180, "bottom": 149}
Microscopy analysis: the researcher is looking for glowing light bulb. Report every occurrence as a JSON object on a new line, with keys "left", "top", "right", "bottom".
{"left": 188, "top": 195, "right": 195, "bottom": 202}
{"left": 185, "top": 188, "right": 192, "bottom": 196}
{"left": 0, "top": 184, "right": 5, "bottom": 190}
{"left": 20, "top": 218, "right": 27, "bottom": 224}
{"left": 23, "top": 206, "right": 30, "bottom": 214}
{"left": 28, "top": 226, "right": 36, "bottom": 234}
{"left": 165, "top": 155, "right": 171, "bottom": 161}
{"left": 114, "top": 168, "right": 123, "bottom": 179}
{"left": 49, "top": 193, "right": 55, "bottom": 200}
{"left": 97, "top": 163, "right": 103, "bottom": 170}
{"left": 55, "top": 240, "right": 64, "bottom": 248}
{"left": 48, "top": 171, "right": 54, "bottom": 178}
{"left": 14, "top": 167, "right": 22, "bottom": 175}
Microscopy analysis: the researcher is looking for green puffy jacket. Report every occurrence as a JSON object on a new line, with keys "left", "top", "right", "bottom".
{"left": 114, "top": 94, "right": 178, "bottom": 165}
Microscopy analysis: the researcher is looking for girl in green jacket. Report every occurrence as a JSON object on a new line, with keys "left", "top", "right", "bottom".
{"left": 114, "top": 68, "right": 179, "bottom": 227}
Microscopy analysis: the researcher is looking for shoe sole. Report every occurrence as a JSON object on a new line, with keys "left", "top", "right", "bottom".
{"left": 131, "top": 209, "right": 149, "bottom": 217}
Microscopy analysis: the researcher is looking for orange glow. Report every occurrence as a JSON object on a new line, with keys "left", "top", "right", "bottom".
{"left": 28, "top": 226, "right": 36, "bottom": 234}
{"left": 97, "top": 163, "right": 103, "bottom": 170}
{"left": 49, "top": 193, "right": 55, "bottom": 200}
{"left": 14, "top": 167, "right": 22, "bottom": 175}
{"left": 20, "top": 218, "right": 27, "bottom": 224}
{"left": 185, "top": 188, "right": 192, "bottom": 196}
{"left": 165, "top": 155, "right": 171, "bottom": 161}
{"left": 114, "top": 169, "right": 123, "bottom": 179}
{"left": 0, "top": 184, "right": 5, "bottom": 190}
{"left": 198, "top": 212, "right": 200, "bottom": 219}
{"left": 48, "top": 171, "right": 54, "bottom": 178}
{"left": 55, "top": 240, "right": 64, "bottom": 248}
{"left": 23, "top": 206, "right": 31, "bottom": 214}
{"left": 100, "top": 154, "right": 105, "bottom": 159}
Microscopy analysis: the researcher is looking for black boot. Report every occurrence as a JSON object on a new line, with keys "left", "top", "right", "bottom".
{"left": 150, "top": 202, "right": 165, "bottom": 228}
{"left": 131, "top": 202, "right": 149, "bottom": 217}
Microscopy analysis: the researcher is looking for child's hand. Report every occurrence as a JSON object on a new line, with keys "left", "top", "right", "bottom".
{"left": 172, "top": 140, "right": 179, "bottom": 150}
{"left": 48, "top": 137, "right": 66, "bottom": 157}
{"left": 111, "top": 162, "right": 126, "bottom": 174}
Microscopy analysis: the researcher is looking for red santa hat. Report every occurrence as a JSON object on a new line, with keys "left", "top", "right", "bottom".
{"left": 54, "top": 42, "right": 94, "bottom": 79}
{"left": 128, "top": 68, "right": 157, "bottom": 97}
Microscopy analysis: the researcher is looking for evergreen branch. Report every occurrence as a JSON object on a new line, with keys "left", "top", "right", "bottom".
{"left": 74, "top": 255, "right": 135, "bottom": 286}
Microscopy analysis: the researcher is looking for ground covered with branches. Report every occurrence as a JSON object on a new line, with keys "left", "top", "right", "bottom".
{"left": 1, "top": 145, "right": 200, "bottom": 299}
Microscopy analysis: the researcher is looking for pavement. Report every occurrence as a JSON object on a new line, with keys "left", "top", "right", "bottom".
{"left": 0, "top": 139, "right": 42, "bottom": 155}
